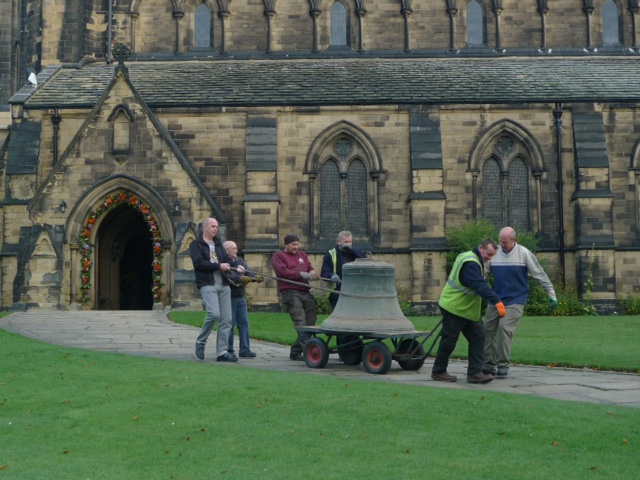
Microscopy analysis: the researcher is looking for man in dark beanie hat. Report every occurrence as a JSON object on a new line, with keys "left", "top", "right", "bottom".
{"left": 284, "top": 233, "right": 299, "bottom": 245}
{"left": 271, "top": 233, "right": 319, "bottom": 360}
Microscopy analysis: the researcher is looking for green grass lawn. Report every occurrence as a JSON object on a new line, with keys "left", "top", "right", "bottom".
{"left": 171, "top": 311, "right": 640, "bottom": 373}
{"left": 1, "top": 327, "right": 639, "bottom": 480}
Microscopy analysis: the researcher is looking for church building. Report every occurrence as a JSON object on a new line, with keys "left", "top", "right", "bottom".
{"left": 1, "top": 0, "right": 640, "bottom": 311}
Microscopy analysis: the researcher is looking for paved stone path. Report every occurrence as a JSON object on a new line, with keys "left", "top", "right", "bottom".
{"left": 1, "top": 310, "right": 639, "bottom": 408}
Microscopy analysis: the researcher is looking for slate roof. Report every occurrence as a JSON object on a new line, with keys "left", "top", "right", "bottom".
{"left": 16, "top": 57, "right": 640, "bottom": 109}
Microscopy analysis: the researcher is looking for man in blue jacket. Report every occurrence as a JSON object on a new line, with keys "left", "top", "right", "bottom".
{"left": 483, "top": 227, "right": 557, "bottom": 377}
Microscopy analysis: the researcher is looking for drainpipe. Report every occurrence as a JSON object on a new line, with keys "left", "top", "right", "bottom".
{"left": 553, "top": 102, "right": 566, "bottom": 287}
{"left": 107, "top": 0, "right": 113, "bottom": 63}
{"left": 52, "top": 108, "right": 61, "bottom": 165}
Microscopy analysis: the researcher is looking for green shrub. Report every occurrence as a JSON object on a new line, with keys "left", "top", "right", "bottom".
{"left": 445, "top": 219, "right": 499, "bottom": 272}
{"left": 525, "top": 282, "right": 599, "bottom": 316}
{"left": 314, "top": 293, "right": 333, "bottom": 315}
{"left": 619, "top": 294, "right": 640, "bottom": 315}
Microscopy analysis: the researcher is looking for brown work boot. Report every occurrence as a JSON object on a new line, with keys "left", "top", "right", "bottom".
{"left": 467, "top": 372, "right": 494, "bottom": 384}
{"left": 431, "top": 372, "right": 458, "bottom": 382}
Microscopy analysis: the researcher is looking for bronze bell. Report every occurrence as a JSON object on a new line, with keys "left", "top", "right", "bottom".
{"left": 320, "top": 258, "right": 417, "bottom": 334}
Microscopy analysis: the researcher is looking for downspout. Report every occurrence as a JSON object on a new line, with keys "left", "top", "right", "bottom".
{"left": 107, "top": 0, "right": 113, "bottom": 63}
{"left": 553, "top": 102, "right": 566, "bottom": 287}
{"left": 52, "top": 108, "right": 61, "bottom": 165}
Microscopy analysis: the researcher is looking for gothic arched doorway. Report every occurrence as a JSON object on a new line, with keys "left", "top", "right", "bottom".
{"left": 96, "top": 204, "right": 154, "bottom": 310}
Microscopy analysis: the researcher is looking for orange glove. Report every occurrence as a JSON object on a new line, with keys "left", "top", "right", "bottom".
{"left": 495, "top": 302, "right": 506, "bottom": 318}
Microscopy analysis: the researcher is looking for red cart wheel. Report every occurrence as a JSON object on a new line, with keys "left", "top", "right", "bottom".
{"left": 396, "top": 339, "right": 426, "bottom": 371}
{"left": 337, "top": 334, "right": 364, "bottom": 366}
{"left": 304, "top": 337, "right": 329, "bottom": 369}
{"left": 362, "top": 341, "right": 392, "bottom": 375}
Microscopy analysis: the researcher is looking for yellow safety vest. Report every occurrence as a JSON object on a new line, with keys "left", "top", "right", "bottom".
{"left": 327, "top": 248, "right": 338, "bottom": 296}
{"left": 438, "top": 251, "right": 482, "bottom": 321}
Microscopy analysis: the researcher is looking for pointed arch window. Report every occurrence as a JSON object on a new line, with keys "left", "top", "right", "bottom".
{"left": 320, "top": 160, "right": 343, "bottom": 238}
{"left": 110, "top": 106, "right": 133, "bottom": 155}
{"left": 305, "top": 122, "right": 384, "bottom": 246}
{"left": 480, "top": 139, "right": 532, "bottom": 232}
{"left": 318, "top": 152, "right": 368, "bottom": 239}
{"left": 330, "top": 1, "right": 349, "bottom": 47}
{"left": 508, "top": 157, "right": 530, "bottom": 231}
{"left": 470, "top": 123, "right": 546, "bottom": 234}
{"left": 466, "top": 0, "right": 484, "bottom": 47}
{"left": 482, "top": 157, "right": 503, "bottom": 227}
{"left": 602, "top": 0, "right": 621, "bottom": 46}
{"left": 195, "top": 3, "right": 212, "bottom": 49}
{"left": 346, "top": 159, "right": 368, "bottom": 236}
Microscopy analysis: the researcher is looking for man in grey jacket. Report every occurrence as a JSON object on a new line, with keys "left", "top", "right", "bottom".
{"left": 483, "top": 227, "right": 557, "bottom": 377}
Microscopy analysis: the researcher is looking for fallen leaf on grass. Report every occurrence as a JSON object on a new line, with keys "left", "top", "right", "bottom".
{"left": 623, "top": 438, "right": 627, "bottom": 446}
{"left": 0, "top": 465, "right": 8, "bottom": 471}
{"left": 551, "top": 441, "right": 558, "bottom": 446}
{"left": 133, "top": 416, "right": 139, "bottom": 421}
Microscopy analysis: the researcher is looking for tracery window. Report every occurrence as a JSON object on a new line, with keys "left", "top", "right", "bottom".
{"left": 481, "top": 141, "right": 531, "bottom": 233}
{"left": 466, "top": 0, "right": 484, "bottom": 47}
{"left": 602, "top": 0, "right": 621, "bottom": 46}
{"left": 330, "top": 1, "right": 349, "bottom": 47}
{"left": 319, "top": 145, "right": 368, "bottom": 238}
{"left": 194, "top": 3, "right": 212, "bottom": 48}
{"left": 305, "top": 122, "right": 383, "bottom": 246}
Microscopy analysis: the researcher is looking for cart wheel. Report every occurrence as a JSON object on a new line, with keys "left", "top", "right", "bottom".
{"left": 362, "top": 341, "right": 392, "bottom": 375}
{"left": 396, "top": 339, "right": 426, "bottom": 371}
{"left": 304, "top": 337, "right": 329, "bottom": 369}
{"left": 337, "top": 335, "right": 364, "bottom": 366}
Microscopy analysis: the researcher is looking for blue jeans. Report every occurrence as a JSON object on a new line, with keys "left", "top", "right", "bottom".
{"left": 196, "top": 284, "right": 232, "bottom": 358}
{"left": 228, "top": 296, "right": 251, "bottom": 354}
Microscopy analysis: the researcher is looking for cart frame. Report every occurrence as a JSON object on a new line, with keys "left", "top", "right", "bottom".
{"left": 296, "top": 320, "right": 443, "bottom": 375}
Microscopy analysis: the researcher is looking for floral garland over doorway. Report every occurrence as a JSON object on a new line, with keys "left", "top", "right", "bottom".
{"left": 80, "top": 191, "right": 164, "bottom": 304}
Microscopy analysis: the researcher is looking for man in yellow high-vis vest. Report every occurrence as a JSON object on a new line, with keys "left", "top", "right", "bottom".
{"left": 431, "top": 238, "right": 506, "bottom": 384}
{"left": 320, "top": 231, "right": 366, "bottom": 310}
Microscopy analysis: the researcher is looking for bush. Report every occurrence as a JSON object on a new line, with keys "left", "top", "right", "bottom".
{"left": 525, "top": 282, "right": 599, "bottom": 316}
{"left": 619, "top": 294, "right": 640, "bottom": 315}
{"left": 445, "top": 219, "right": 499, "bottom": 273}
{"left": 314, "top": 293, "right": 333, "bottom": 315}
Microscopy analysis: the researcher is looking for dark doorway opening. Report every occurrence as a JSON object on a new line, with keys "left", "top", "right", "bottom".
{"left": 97, "top": 204, "right": 154, "bottom": 310}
